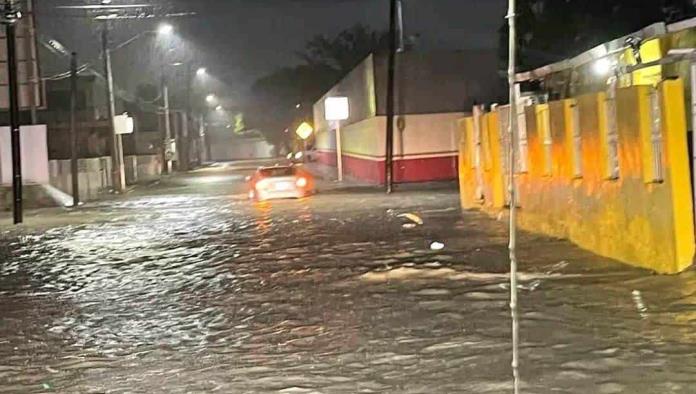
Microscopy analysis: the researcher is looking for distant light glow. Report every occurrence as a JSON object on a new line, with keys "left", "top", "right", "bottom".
{"left": 206, "top": 94, "right": 216, "bottom": 103}
{"left": 101, "top": 0, "right": 112, "bottom": 4}
{"left": 196, "top": 67, "right": 207, "bottom": 77}
{"left": 215, "top": 105, "right": 224, "bottom": 112}
{"left": 295, "top": 122, "right": 313, "bottom": 140}
{"left": 158, "top": 23, "right": 173, "bottom": 35}
{"left": 593, "top": 58, "right": 613, "bottom": 76}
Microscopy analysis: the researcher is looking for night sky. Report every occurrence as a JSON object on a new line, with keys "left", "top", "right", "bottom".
{"left": 38, "top": 0, "right": 507, "bottom": 101}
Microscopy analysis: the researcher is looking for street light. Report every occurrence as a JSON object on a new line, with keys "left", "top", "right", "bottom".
{"left": 593, "top": 58, "right": 613, "bottom": 76}
{"left": 196, "top": 67, "right": 207, "bottom": 77}
{"left": 215, "top": 105, "right": 224, "bottom": 112}
{"left": 158, "top": 23, "right": 173, "bottom": 36}
{"left": 206, "top": 94, "right": 217, "bottom": 104}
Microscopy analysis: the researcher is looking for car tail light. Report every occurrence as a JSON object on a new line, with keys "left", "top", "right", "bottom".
{"left": 296, "top": 177, "right": 308, "bottom": 188}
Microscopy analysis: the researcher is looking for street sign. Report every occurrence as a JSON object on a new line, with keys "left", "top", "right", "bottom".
{"left": 0, "top": 0, "right": 42, "bottom": 110}
{"left": 114, "top": 113, "right": 134, "bottom": 135}
{"left": 295, "top": 122, "right": 313, "bottom": 140}
{"left": 324, "top": 97, "right": 349, "bottom": 121}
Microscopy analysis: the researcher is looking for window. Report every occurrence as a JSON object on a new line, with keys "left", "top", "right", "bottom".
{"left": 571, "top": 101, "right": 583, "bottom": 178}
{"left": 260, "top": 167, "right": 296, "bottom": 177}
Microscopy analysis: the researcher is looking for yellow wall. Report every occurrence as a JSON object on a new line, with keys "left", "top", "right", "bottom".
{"left": 458, "top": 79, "right": 695, "bottom": 274}
{"left": 458, "top": 110, "right": 506, "bottom": 210}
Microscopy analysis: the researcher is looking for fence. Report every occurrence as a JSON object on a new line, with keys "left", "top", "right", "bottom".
{"left": 458, "top": 79, "right": 694, "bottom": 274}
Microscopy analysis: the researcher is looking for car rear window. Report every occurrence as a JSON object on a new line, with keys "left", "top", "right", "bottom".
{"left": 260, "top": 167, "right": 296, "bottom": 177}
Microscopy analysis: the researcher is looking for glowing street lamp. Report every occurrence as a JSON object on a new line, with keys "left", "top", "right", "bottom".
{"left": 593, "top": 58, "right": 613, "bottom": 76}
{"left": 158, "top": 23, "right": 173, "bottom": 36}
{"left": 215, "top": 105, "right": 224, "bottom": 112}
{"left": 196, "top": 67, "right": 207, "bottom": 77}
{"left": 206, "top": 94, "right": 217, "bottom": 104}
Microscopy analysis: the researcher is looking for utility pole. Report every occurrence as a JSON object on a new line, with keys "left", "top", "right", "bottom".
{"left": 385, "top": 0, "right": 398, "bottom": 193}
{"left": 183, "top": 62, "right": 193, "bottom": 171}
{"left": 101, "top": 27, "right": 125, "bottom": 192}
{"left": 162, "top": 74, "right": 172, "bottom": 174}
{"left": 70, "top": 52, "right": 79, "bottom": 207}
{"left": 506, "top": 0, "right": 520, "bottom": 392}
{"left": 4, "top": 0, "right": 22, "bottom": 224}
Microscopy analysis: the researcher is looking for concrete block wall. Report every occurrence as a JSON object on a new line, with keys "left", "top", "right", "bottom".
{"left": 458, "top": 79, "right": 695, "bottom": 274}
{"left": 49, "top": 155, "right": 161, "bottom": 202}
{"left": 49, "top": 157, "right": 112, "bottom": 202}
{"left": 125, "top": 155, "right": 161, "bottom": 185}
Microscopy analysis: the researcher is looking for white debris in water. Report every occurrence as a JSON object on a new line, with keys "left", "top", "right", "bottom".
{"left": 398, "top": 213, "right": 424, "bottom": 225}
{"left": 430, "top": 241, "right": 445, "bottom": 251}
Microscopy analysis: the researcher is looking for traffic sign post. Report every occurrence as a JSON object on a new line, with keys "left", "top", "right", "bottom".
{"left": 324, "top": 97, "right": 349, "bottom": 182}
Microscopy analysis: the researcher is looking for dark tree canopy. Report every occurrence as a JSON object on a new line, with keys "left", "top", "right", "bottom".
{"left": 245, "top": 24, "right": 388, "bottom": 148}
{"left": 500, "top": 0, "right": 696, "bottom": 71}
{"left": 298, "top": 24, "right": 389, "bottom": 74}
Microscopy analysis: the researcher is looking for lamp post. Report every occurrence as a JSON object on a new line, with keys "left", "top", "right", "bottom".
{"left": 101, "top": 23, "right": 173, "bottom": 190}
{"left": 101, "top": 26, "right": 126, "bottom": 192}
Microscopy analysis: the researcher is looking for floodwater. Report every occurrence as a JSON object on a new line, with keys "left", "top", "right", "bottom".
{"left": 1, "top": 168, "right": 696, "bottom": 393}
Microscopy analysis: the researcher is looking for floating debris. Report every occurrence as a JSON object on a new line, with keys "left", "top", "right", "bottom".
{"left": 430, "top": 241, "right": 445, "bottom": 251}
{"left": 398, "top": 213, "right": 424, "bottom": 225}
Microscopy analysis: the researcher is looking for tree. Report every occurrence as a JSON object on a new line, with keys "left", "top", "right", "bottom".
{"left": 298, "top": 23, "right": 389, "bottom": 74}
{"left": 500, "top": 0, "right": 696, "bottom": 71}
{"left": 244, "top": 63, "right": 337, "bottom": 151}
{"left": 246, "top": 25, "right": 388, "bottom": 149}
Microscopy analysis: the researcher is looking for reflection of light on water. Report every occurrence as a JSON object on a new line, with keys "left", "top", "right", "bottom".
{"left": 40, "top": 184, "right": 74, "bottom": 207}
{"left": 189, "top": 175, "right": 244, "bottom": 184}
{"left": 632, "top": 290, "right": 648, "bottom": 319}
{"left": 254, "top": 200, "right": 273, "bottom": 234}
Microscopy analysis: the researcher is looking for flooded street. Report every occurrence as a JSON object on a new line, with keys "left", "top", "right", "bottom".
{"left": 1, "top": 165, "right": 696, "bottom": 393}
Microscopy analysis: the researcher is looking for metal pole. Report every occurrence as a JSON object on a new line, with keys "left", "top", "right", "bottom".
{"left": 101, "top": 27, "right": 125, "bottom": 192}
{"left": 163, "top": 81, "right": 172, "bottom": 174}
{"left": 336, "top": 122, "right": 344, "bottom": 181}
{"left": 506, "top": 0, "right": 521, "bottom": 392}
{"left": 70, "top": 52, "right": 79, "bottom": 207}
{"left": 5, "top": 0, "right": 22, "bottom": 224}
{"left": 198, "top": 113, "right": 206, "bottom": 163}
{"left": 385, "top": 0, "right": 397, "bottom": 192}
{"left": 396, "top": 0, "right": 405, "bottom": 52}
{"left": 181, "top": 62, "right": 193, "bottom": 171}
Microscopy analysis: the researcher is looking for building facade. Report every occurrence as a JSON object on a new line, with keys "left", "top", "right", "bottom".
{"left": 313, "top": 50, "right": 504, "bottom": 184}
